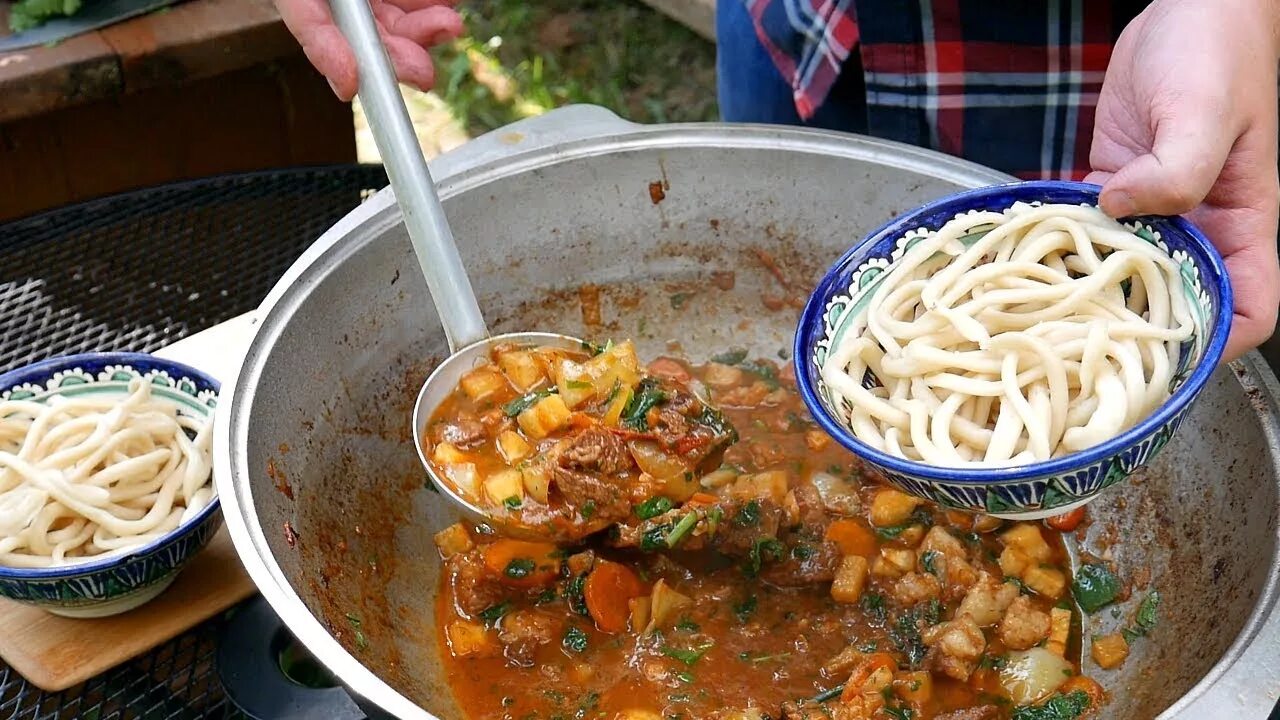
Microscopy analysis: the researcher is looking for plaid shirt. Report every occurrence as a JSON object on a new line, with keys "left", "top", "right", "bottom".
{"left": 746, "top": 0, "right": 1150, "bottom": 180}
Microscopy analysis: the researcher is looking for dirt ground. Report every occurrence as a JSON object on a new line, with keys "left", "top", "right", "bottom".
{"left": 354, "top": 0, "right": 718, "bottom": 162}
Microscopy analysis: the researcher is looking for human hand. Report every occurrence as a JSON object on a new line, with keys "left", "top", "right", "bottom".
{"left": 275, "top": 0, "right": 463, "bottom": 101}
{"left": 1086, "top": 0, "right": 1280, "bottom": 361}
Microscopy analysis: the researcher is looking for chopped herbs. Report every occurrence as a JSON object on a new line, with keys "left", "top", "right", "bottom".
{"left": 670, "top": 292, "right": 693, "bottom": 309}
{"left": 535, "top": 589, "right": 558, "bottom": 605}
{"left": 622, "top": 378, "right": 667, "bottom": 430}
{"left": 1010, "top": 690, "right": 1091, "bottom": 720}
{"left": 565, "top": 574, "right": 589, "bottom": 616}
{"left": 562, "top": 626, "right": 589, "bottom": 654}
{"left": 662, "top": 642, "right": 713, "bottom": 666}
{"left": 890, "top": 609, "right": 928, "bottom": 668}
{"left": 745, "top": 537, "right": 785, "bottom": 576}
{"left": 504, "top": 558, "right": 536, "bottom": 579}
{"left": 860, "top": 593, "right": 887, "bottom": 622}
{"left": 739, "top": 360, "right": 780, "bottom": 389}
{"left": 635, "top": 496, "right": 673, "bottom": 520}
{"left": 1071, "top": 563, "right": 1122, "bottom": 613}
{"left": 791, "top": 544, "right": 815, "bottom": 560}
{"left": 811, "top": 685, "right": 844, "bottom": 703}
{"left": 741, "top": 652, "right": 791, "bottom": 664}
{"left": 884, "top": 706, "right": 915, "bottom": 720}
{"left": 710, "top": 348, "right": 749, "bottom": 365}
{"left": 875, "top": 523, "right": 911, "bottom": 541}
{"left": 580, "top": 500, "right": 596, "bottom": 520}
{"left": 580, "top": 339, "right": 613, "bottom": 356}
{"left": 665, "top": 512, "right": 700, "bottom": 547}
{"left": 676, "top": 617, "right": 701, "bottom": 632}
{"left": 503, "top": 388, "right": 554, "bottom": 417}
{"left": 502, "top": 496, "right": 522, "bottom": 511}
{"left": 354, "top": 630, "right": 369, "bottom": 650}
{"left": 478, "top": 602, "right": 512, "bottom": 623}
{"left": 920, "top": 550, "right": 941, "bottom": 576}
{"left": 977, "top": 654, "right": 1008, "bottom": 670}
{"left": 1123, "top": 591, "right": 1161, "bottom": 643}
{"left": 697, "top": 405, "right": 738, "bottom": 442}
{"left": 344, "top": 612, "right": 362, "bottom": 627}
{"left": 676, "top": 671, "right": 695, "bottom": 684}
{"left": 733, "top": 595, "right": 758, "bottom": 623}
{"left": 734, "top": 500, "right": 761, "bottom": 527}
{"left": 640, "top": 523, "right": 674, "bottom": 552}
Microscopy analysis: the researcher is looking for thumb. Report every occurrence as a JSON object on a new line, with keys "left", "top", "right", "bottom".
{"left": 1097, "top": 107, "right": 1236, "bottom": 218}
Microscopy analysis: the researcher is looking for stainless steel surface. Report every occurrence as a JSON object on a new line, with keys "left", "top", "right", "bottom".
{"left": 214, "top": 105, "right": 1280, "bottom": 720}
{"left": 328, "top": 0, "right": 485, "bottom": 350}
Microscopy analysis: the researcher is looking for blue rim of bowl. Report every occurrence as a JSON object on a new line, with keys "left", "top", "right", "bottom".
{"left": 0, "top": 352, "right": 221, "bottom": 580}
{"left": 793, "top": 180, "right": 1233, "bottom": 484}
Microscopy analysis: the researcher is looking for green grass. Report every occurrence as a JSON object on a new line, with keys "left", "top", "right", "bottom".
{"left": 432, "top": 0, "right": 717, "bottom": 135}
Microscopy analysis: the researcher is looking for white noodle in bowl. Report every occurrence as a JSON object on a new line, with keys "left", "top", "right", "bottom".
{"left": 0, "top": 377, "right": 215, "bottom": 568}
{"left": 819, "top": 201, "right": 1195, "bottom": 468}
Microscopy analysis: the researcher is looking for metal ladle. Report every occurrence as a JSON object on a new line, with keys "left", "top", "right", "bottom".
{"left": 328, "top": 0, "right": 588, "bottom": 537}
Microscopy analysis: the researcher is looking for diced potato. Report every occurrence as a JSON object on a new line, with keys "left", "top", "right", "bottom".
{"left": 893, "top": 671, "right": 933, "bottom": 705}
{"left": 445, "top": 620, "right": 491, "bottom": 657}
{"left": 1001, "top": 523, "right": 1053, "bottom": 563}
{"left": 870, "top": 488, "right": 924, "bottom": 527}
{"left": 629, "top": 440, "right": 692, "bottom": 481}
{"left": 444, "top": 463, "right": 478, "bottom": 498}
{"left": 999, "top": 546, "right": 1031, "bottom": 577}
{"left": 1023, "top": 566, "right": 1067, "bottom": 599}
{"left": 729, "top": 470, "right": 789, "bottom": 505}
{"left": 646, "top": 579, "right": 693, "bottom": 631}
{"left": 521, "top": 464, "right": 551, "bottom": 504}
{"left": 882, "top": 547, "right": 917, "bottom": 575}
{"left": 589, "top": 340, "right": 642, "bottom": 399}
{"left": 897, "top": 525, "right": 926, "bottom": 548}
{"left": 517, "top": 394, "right": 571, "bottom": 440}
{"left": 699, "top": 468, "right": 739, "bottom": 489}
{"left": 433, "top": 523, "right": 473, "bottom": 558}
{"left": 497, "top": 350, "right": 545, "bottom": 391}
{"left": 1000, "top": 648, "right": 1071, "bottom": 705}
{"left": 871, "top": 555, "right": 904, "bottom": 578}
{"left": 497, "top": 430, "right": 531, "bottom": 464}
{"left": 805, "top": 430, "right": 831, "bottom": 451}
{"left": 1047, "top": 607, "right": 1072, "bottom": 657}
{"left": 831, "top": 555, "right": 869, "bottom": 604}
{"left": 432, "top": 442, "right": 468, "bottom": 465}
{"left": 1091, "top": 633, "right": 1129, "bottom": 669}
{"left": 602, "top": 385, "right": 633, "bottom": 427}
{"left": 554, "top": 359, "right": 597, "bottom": 409}
{"left": 459, "top": 367, "right": 508, "bottom": 401}
{"left": 484, "top": 469, "right": 524, "bottom": 506}
{"left": 974, "top": 514, "right": 1004, "bottom": 533}
{"left": 628, "top": 596, "right": 651, "bottom": 632}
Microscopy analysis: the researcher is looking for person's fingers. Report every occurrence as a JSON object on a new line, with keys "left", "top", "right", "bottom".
{"left": 382, "top": 0, "right": 455, "bottom": 13}
{"left": 388, "top": 6, "right": 464, "bottom": 46}
{"left": 382, "top": 33, "right": 436, "bottom": 90}
{"left": 1097, "top": 104, "right": 1238, "bottom": 218}
{"left": 1218, "top": 243, "right": 1280, "bottom": 361}
{"left": 1081, "top": 170, "right": 1113, "bottom": 188}
{"left": 275, "top": 0, "right": 358, "bottom": 99}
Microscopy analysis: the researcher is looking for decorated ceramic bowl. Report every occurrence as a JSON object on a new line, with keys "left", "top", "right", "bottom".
{"left": 0, "top": 353, "right": 221, "bottom": 617}
{"left": 794, "top": 181, "right": 1232, "bottom": 519}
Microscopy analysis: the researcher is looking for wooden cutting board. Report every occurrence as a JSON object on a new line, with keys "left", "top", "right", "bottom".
{"left": 0, "top": 313, "right": 260, "bottom": 691}
{"left": 0, "top": 526, "right": 256, "bottom": 691}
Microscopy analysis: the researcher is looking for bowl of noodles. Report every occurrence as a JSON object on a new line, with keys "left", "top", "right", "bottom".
{"left": 0, "top": 353, "right": 220, "bottom": 617}
{"left": 795, "top": 180, "right": 1231, "bottom": 520}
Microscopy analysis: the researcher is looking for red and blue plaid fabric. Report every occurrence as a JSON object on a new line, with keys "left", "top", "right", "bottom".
{"left": 745, "top": 0, "right": 1150, "bottom": 180}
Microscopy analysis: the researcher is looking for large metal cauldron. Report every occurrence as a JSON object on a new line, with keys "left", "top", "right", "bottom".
{"left": 213, "top": 106, "right": 1280, "bottom": 720}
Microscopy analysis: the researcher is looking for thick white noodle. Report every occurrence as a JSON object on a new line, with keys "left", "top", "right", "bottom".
{"left": 821, "top": 202, "right": 1194, "bottom": 467}
{"left": 0, "top": 379, "right": 215, "bottom": 567}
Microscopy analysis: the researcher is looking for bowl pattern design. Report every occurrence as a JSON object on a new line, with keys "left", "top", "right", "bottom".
{"left": 0, "top": 355, "right": 221, "bottom": 617}
{"left": 797, "top": 183, "right": 1229, "bottom": 520}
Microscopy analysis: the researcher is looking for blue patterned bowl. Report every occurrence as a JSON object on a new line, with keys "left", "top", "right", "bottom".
{"left": 0, "top": 353, "right": 221, "bottom": 617}
{"left": 794, "top": 181, "right": 1232, "bottom": 519}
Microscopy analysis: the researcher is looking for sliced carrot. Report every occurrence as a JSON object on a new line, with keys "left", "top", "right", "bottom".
{"left": 841, "top": 652, "right": 897, "bottom": 701}
{"left": 567, "top": 412, "right": 599, "bottom": 430}
{"left": 647, "top": 357, "right": 692, "bottom": 383}
{"left": 584, "top": 560, "right": 647, "bottom": 633}
{"left": 1045, "top": 507, "right": 1087, "bottom": 532}
{"left": 825, "top": 519, "right": 879, "bottom": 558}
{"left": 1060, "top": 675, "right": 1105, "bottom": 708}
{"left": 686, "top": 492, "right": 718, "bottom": 506}
{"left": 481, "top": 540, "right": 561, "bottom": 588}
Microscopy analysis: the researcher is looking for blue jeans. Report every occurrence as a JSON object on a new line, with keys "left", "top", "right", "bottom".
{"left": 715, "top": 0, "right": 867, "bottom": 133}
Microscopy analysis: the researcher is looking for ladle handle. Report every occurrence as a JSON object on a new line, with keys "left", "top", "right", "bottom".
{"left": 328, "top": 0, "right": 488, "bottom": 351}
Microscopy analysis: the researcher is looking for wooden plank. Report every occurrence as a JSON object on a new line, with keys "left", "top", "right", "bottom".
{"left": 0, "top": 29, "right": 122, "bottom": 123}
{"left": 638, "top": 0, "right": 716, "bottom": 41}
{"left": 0, "top": 526, "right": 256, "bottom": 692}
{"left": 99, "top": 0, "right": 295, "bottom": 93}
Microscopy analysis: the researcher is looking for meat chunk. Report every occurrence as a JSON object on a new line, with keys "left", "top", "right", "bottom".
{"left": 920, "top": 526, "right": 968, "bottom": 559}
{"left": 790, "top": 484, "right": 831, "bottom": 537}
{"left": 922, "top": 616, "right": 986, "bottom": 681}
{"left": 651, "top": 406, "right": 692, "bottom": 447}
{"left": 449, "top": 551, "right": 507, "bottom": 617}
{"left": 997, "top": 595, "right": 1052, "bottom": 650}
{"left": 561, "top": 427, "right": 633, "bottom": 475}
{"left": 761, "top": 540, "right": 840, "bottom": 587}
{"left": 821, "top": 646, "right": 864, "bottom": 679}
{"left": 552, "top": 466, "right": 630, "bottom": 523}
{"left": 935, "top": 708, "right": 1000, "bottom": 720}
{"left": 497, "top": 610, "right": 560, "bottom": 666}
{"left": 431, "top": 419, "right": 486, "bottom": 448}
{"left": 956, "top": 572, "right": 1020, "bottom": 627}
{"left": 780, "top": 700, "right": 867, "bottom": 720}
{"left": 891, "top": 572, "right": 942, "bottom": 606}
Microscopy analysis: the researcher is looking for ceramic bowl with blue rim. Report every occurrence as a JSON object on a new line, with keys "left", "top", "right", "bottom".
{"left": 794, "top": 180, "right": 1232, "bottom": 520}
{"left": 0, "top": 353, "right": 221, "bottom": 618}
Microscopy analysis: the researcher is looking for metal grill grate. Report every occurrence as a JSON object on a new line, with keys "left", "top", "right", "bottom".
{"left": 0, "top": 164, "right": 388, "bottom": 718}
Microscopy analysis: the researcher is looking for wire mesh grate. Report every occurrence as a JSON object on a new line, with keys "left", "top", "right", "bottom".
{"left": 0, "top": 164, "right": 388, "bottom": 718}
